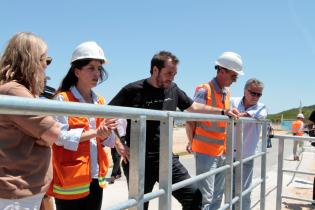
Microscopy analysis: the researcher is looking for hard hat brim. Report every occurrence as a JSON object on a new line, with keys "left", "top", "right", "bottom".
{"left": 215, "top": 63, "right": 244, "bottom": 75}
{"left": 71, "top": 57, "right": 108, "bottom": 64}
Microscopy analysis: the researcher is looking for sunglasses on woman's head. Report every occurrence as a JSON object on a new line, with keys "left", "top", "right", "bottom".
{"left": 40, "top": 56, "right": 53, "bottom": 66}
{"left": 45, "top": 57, "right": 52, "bottom": 66}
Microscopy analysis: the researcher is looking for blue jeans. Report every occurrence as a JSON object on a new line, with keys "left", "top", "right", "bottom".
{"left": 233, "top": 160, "right": 254, "bottom": 210}
{"left": 195, "top": 152, "right": 226, "bottom": 210}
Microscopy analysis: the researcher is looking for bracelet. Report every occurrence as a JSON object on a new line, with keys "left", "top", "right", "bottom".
{"left": 221, "top": 109, "right": 225, "bottom": 115}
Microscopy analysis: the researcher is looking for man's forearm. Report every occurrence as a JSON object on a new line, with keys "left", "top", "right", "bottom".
{"left": 186, "top": 102, "right": 224, "bottom": 115}
{"left": 185, "top": 121, "right": 196, "bottom": 142}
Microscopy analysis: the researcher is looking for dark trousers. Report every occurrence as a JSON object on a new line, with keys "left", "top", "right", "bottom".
{"left": 110, "top": 147, "right": 122, "bottom": 177}
{"left": 55, "top": 179, "right": 103, "bottom": 210}
{"left": 122, "top": 154, "right": 202, "bottom": 210}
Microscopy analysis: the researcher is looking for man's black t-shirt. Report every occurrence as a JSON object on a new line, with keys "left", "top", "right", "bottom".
{"left": 109, "top": 79, "right": 193, "bottom": 155}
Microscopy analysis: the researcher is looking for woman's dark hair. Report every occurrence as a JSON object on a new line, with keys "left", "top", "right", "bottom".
{"left": 55, "top": 59, "right": 108, "bottom": 94}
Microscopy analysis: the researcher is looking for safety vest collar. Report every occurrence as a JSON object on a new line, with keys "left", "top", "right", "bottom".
{"left": 69, "top": 86, "right": 100, "bottom": 104}
{"left": 211, "top": 78, "right": 228, "bottom": 100}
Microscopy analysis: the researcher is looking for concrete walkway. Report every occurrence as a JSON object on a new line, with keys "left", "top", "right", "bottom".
{"left": 250, "top": 144, "right": 315, "bottom": 210}
{"left": 102, "top": 141, "right": 315, "bottom": 209}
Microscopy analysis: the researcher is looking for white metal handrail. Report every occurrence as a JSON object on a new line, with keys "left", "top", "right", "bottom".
{"left": 0, "top": 94, "right": 269, "bottom": 210}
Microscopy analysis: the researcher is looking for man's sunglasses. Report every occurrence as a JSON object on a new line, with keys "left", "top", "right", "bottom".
{"left": 247, "top": 89, "right": 262, "bottom": 97}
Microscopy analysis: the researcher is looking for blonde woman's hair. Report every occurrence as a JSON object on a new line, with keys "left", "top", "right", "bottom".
{"left": 0, "top": 32, "right": 48, "bottom": 96}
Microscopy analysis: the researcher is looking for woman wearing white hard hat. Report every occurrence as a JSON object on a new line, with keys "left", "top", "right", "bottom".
{"left": 47, "top": 41, "right": 118, "bottom": 210}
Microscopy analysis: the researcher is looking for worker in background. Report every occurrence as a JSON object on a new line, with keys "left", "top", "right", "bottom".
{"left": 109, "top": 119, "right": 127, "bottom": 184}
{"left": 291, "top": 113, "right": 305, "bottom": 161}
{"left": 266, "top": 122, "right": 273, "bottom": 148}
{"left": 230, "top": 78, "right": 267, "bottom": 210}
{"left": 186, "top": 52, "right": 244, "bottom": 210}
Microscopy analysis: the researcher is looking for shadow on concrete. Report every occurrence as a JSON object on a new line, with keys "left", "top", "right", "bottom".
{"left": 284, "top": 158, "right": 298, "bottom": 161}
{"left": 282, "top": 201, "right": 315, "bottom": 210}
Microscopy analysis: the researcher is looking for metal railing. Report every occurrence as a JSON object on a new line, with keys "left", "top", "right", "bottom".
{"left": 0, "top": 95, "right": 270, "bottom": 210}
{"left": 273, "top": 134, "right": 315, "bottom": 210}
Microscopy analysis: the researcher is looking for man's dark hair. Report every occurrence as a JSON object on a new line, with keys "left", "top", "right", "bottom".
{"left": 150, "top": 51, "right": 179, "bottom": 74}
{"left": 309, "top": 110, "right": 315, "bottom": 124}
{"left": 308, "top": 110, "right": 315, "bottom": 138}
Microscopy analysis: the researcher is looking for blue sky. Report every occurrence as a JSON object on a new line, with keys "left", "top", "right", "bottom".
{"left": 1, "top": 0, "right": 314, "bottom": 114}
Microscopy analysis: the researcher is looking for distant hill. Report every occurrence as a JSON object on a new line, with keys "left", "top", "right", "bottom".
{"left": 268, "top": 104, "right": 315, "bottom": 122}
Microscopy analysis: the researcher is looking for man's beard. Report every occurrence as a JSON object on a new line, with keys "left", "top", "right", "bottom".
{"left": 156, "top": 74, "right": 171, "bottom": 89}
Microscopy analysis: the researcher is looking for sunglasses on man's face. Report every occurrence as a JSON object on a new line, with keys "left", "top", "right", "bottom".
{"left": 247, "top": 89, "right": 262, "bottom": 97}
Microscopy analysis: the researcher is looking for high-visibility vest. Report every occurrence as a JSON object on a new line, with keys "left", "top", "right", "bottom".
{"left": 192, "top": 82, "right": 230, "bottom": 156}
{"left": 47, "top": 91, "right": 109, "bottom": 200}
{"left": 292, "top": 120, "right": 304, "bottom": 136}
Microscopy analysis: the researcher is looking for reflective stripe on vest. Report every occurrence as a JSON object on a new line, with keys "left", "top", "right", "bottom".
{"left": 197, "top": 121, "right": 226, "bottom": 133}
{"left": 193, "top": 134, "right": 225, "bottom": 145}
{"left": 53, "top": 183, "right": 90, "bottom": 196}
{"left": 98, "top": 176, "right": 107, "bottom": 188}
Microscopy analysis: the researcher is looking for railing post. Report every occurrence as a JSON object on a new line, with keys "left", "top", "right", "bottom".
{"left": 260, "top": 122, "right": 267, "bottom": 210}
{"left": 276, "top": 137, "right": 285, "bottom": 210}
{"left": 235, "top": 121, "right": 243, "bottom": 210}
{"left": 159, "top": 115, "right": 173, "bottom": 210}
{"left": 129, "top": 116, "right": 147, "bottom": 210}
{"left": 225, "top": 119, "right": 235, "bottom": 209}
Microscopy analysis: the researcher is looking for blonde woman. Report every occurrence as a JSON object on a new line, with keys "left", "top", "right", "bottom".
{"left": 0, "top": 32, "right": 60, "bottom": 209}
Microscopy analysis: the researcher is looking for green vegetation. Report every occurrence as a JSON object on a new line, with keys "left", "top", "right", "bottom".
{"left": 268, "top": 105, "right": 315, "bottom": 123}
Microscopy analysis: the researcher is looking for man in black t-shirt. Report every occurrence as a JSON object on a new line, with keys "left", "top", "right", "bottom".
{"left": 109, "top": 51, "right": 239, "bottom": 210}
{"left": 308, "top": 110, "right": 315, "bottom": 205}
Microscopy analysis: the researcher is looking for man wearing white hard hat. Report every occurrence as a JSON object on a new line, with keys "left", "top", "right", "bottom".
{"left": 292, "top": 113, "right": 305, "bottom": 161}
{"left": 186, "top": 51, "right": 243, "bottom": 209}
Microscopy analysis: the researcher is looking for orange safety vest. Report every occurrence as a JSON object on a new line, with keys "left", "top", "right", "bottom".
{"left": 291, "top": 120, "right": 303, "bottom": 136}
{"left": 47, "top": 91, "right": 109, "bottom": 200}
{"left": 192, "top": 81, "right": 230, "bottom": 156}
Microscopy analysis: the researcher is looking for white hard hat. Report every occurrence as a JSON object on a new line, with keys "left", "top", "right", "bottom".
{"left": 71, "top": 41, "right": 108, "bottom": 64}
{"left": 297, "top": 113, "right": 304, "bottom": 119}
{"left": 215, "top": 51, "right": 244, "bottom": 75}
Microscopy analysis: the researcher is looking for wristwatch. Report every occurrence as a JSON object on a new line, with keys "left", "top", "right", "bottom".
{"left": 221, "top": 109, "right": 225, "bottom": 115}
